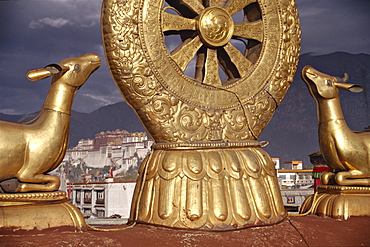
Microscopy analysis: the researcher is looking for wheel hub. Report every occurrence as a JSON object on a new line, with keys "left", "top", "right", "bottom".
{"left": 197, "top": 7, "right": 234, "bottom": 48}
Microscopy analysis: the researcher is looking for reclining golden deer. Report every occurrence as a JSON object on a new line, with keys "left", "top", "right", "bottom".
{"left": 302, "top": 65, "right": 370, "bottom": 186}
{"left": 0, "top": 53, "right": 100, "bottom": 193}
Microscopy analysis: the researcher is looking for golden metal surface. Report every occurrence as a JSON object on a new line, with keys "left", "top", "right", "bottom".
{"left": 302, "top": 66, "right": 370, "bottom": 186}
{"left": 0, "top": 53, "right": 101, "bottom": 193}
{"left": 102, "top": 0, "right": 300, "bottom": 230}
{"left": 0, "top": 191, "right": 86, "bottom": 231}
{"left": 102, "top": 0, "right": 300, "bottom": 142}
{"left": 300, "top": 185, "right": 370, "bottom": 220}
{"left": 128, "top": 147, "right": 286, "bottom": 230}
{"left": 197, "top": 7, "right": 234, "bottom": 48}
{"left": 301, "top": 66, "right": 370, "bottom": 219}
{"left": 0, "top": 191, "right": 66, "bottom": 206}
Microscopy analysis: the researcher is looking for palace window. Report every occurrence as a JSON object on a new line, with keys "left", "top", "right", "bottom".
{"left": 96, "top": 190, "right": 105, "bottom": 204}
{"left": 287, "top": 196, "right": 295, "bottom": 204}
{"left": 85, "top": 191, "right": 92, "bottom": 204}
{"left": 76, "top": 190, "right": 81, "bottom": 203}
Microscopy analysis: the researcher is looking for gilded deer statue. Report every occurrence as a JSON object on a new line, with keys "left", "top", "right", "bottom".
{"left": 302, "top": 65, "right": 370, "bottom": 186}
{"left": 0, "top": 53, "right": 100, "bottom": 193}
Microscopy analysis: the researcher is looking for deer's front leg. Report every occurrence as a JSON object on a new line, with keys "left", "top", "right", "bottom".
{"left": 17, "top": 172, "right": 60, "bottom": 192}
{"left": 321, "top": 171, "right": 336, "bottom": 185}
{"left": 335, "top": 170, "right": 370, "bottom": 186}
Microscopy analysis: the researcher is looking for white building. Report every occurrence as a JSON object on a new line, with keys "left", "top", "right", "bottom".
{"left": 277, "top": 169, "right": 313, "bottom": 188}
{"left": 276, "top": 160, "right": 313, "bottom": 188}
{"left": 276, "top": 161, "right": 314, "bottom": 212}
{"left": 280, "top": 187, "right": 314, "bottom": 212}
{"left": 283, "top": 160, "right": 303, "bottom": 170}
{"left": 272, "top": 158, "right": 280, "bottom": 169}
{"left": 69, "top": 179, "right": 136, "bottom": 219}
{"left": 63, "top": 130, "right": 153, "bottom": 177}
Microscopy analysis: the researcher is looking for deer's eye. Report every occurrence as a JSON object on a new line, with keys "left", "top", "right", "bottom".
{"left": 74, "top": 64, "right": 81, "bottom": 72}
{"left": 325, "top": 79, "right": 333, "bottom": 87}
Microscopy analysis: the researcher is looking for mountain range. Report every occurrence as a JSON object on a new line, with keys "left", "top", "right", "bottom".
{"left": 1, "top": 52, "right": 369, "bottom": 167}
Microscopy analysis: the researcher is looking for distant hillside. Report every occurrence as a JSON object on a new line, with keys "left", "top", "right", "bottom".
{"left": 68, "top": 102, "right": 146, "bottom": 146}
{"left": 0, "top": 102, "right": 146, "bottom": 148}
{"left": 1, "top": 52, "right": 369, "bottom": 166}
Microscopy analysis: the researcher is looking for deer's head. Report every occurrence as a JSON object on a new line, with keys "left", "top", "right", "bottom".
{"left": 301, "top": 65, "right": 363, "bottom": 99}
{"left": 26, "top": 53, "right": 101, "bottom": 89}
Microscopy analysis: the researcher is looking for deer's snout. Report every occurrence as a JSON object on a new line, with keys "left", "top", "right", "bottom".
{"left": 84, "top": 53, "right": 101, "bottom": 68}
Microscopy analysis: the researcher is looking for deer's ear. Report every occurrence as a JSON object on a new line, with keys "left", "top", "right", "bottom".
{"left": 45, "top": 64, "right": 69, "bottom": 74}
{"left": 334, "top": 82, "right": 363, "bottom": 93}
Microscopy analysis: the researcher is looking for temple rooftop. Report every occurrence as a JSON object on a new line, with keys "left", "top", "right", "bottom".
{"left": 2, "top": 215, "right": 369, "bottom": 246}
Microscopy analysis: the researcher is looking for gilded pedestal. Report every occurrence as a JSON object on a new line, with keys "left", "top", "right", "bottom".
{"left": 300, "top": 185, "right": 370, "bottom": 220}
{"left": 102, "top": 0, "right": 300, "bottom": 230}
{"left": 129, "top": 143, "right": 286, "bottom": 230}
{"left": 0, "top": 191, "right": 86, "bottom": 231}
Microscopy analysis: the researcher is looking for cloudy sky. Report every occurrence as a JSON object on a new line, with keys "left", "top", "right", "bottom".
{"left": 0, "top": 0, "right": 369, "bottom": 115}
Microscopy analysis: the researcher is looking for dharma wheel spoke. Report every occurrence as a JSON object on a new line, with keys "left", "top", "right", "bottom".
{"left": 162, "top": 12, "right": 196, "bottom": 32}
{"left": 223, "top": 42, "right": 252, "bottom": 77}
{"left": 207, "top": 0, "right": 223, "bottom": 7}
{"left": 194, "top": 48, "right": 206, "bottom": 81}
{"left": 170, "top": 36, "right": 203, "bottom": 72}
{"left": 217, "top": 47, "right": 238, "bottom": 80}
{"left": 203, "top": 48, "right": 222, "bottom": 87}
{"left": 166, "top": 0, "right": 204, "bottom": 16}
{"left": 224, "top": 0, "right": 256, "bottom": 16}
{"left": 233, "top": 20, "right": 263, "bottom": 42}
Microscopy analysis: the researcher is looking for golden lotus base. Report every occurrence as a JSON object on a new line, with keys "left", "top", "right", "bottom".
{"left": 129, "top": 147, "right": 286, "bottom": 231}
{"left": 0, "top": 191, "right": 86, "bottom": 231}
{"left": 300, "top": 185, "right": 370, "bottom": 220}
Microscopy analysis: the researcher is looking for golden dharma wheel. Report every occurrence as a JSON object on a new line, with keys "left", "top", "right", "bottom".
{"left": 102, "top": 0, "right": 300, "bottom": 230}
{"left": 102, "top": 0, "right": 300, "bottom": 143}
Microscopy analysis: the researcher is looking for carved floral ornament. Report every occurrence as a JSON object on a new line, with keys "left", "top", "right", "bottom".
{"left": 102, "top": 0, "right": 300, "bottom": 143}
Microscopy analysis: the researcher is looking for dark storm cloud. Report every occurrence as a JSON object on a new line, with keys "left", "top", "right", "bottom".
{"left": 0, "top": 0, "right": 369, "bottom": 114}
{"left": 0, "top": 0, "right": 122, "bottom": 114}
{"left": 297, "top": 0, "right": 370, "bottom": 55}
